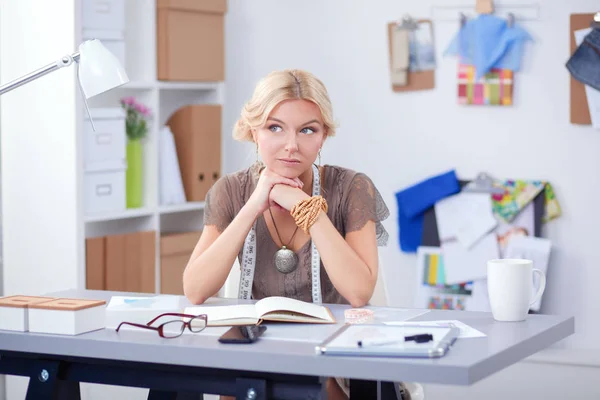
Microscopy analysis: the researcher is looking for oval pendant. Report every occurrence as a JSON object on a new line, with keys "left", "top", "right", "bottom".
{"left": 274, "top": 246, "right": 298, "bottom": 274}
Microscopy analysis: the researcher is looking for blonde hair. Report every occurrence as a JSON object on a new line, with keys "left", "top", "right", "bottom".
{"left": 233, "top": 69, "right": 337, "bottom": 142}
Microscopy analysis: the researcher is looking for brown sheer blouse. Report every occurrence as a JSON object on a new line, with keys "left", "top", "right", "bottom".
{"left": 203, "top": 162, "right": 390, "bottom": 305}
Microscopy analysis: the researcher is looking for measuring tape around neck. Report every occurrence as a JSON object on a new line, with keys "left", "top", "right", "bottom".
{"left": 238, "top": 164, "right": 323, "bottom": 303}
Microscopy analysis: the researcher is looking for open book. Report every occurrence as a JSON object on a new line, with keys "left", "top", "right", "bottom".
{"left": 184, "top": 296, "right": 336, "bottom": 326}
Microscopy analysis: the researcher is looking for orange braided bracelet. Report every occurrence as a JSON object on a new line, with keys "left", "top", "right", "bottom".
{"left": 290, "top": 195, "right": 328, "bottom": 234}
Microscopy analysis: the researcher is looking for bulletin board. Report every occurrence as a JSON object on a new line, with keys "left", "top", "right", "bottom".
{"left": 415, "top": 181, "right": 546, "bottom": 313}
{"left": 420, "top": 181, "right": 545, "bottom": 246}
{"left": 569, "top": 13, "right": 595, "bottom": 125}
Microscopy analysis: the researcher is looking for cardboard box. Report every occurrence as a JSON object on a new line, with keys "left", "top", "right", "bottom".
{"left": 0, "top": 295, "right": 56, "bottom": 332}
{"left": 167, "top": 105, "right": 222, "bottom": 202}
{"left": 157, "top": 0, "right": 227, "bottom": 81}
{"left": 28, "top": 298, "right": 106, "bottom": 335}
{"left": 86, "top": 236, "right": 106, "bottom": 290}
{"left": 160, "top": 231, "right": 202, "bottom": 295}
{"left": 105, "top": 231, "right": 156, "bottom": 293}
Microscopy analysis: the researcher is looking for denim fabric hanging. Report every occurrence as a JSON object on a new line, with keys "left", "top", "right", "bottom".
{"left": 566, "top": 28, "right": 600, "bottom": 91}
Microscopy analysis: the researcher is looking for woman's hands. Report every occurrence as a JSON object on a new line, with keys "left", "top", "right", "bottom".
{"left": 269, "top": 184, "right": 310, "bottom": 211}
{"left": 247, "top": 168, "right": 303, "bottom": 214}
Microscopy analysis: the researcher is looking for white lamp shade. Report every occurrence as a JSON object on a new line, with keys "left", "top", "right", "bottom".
{"left": 78, "top": 39, "right": 129, "bottom": 98}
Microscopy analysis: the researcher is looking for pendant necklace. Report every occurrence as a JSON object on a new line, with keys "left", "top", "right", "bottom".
{"left": 268, "top": 207, "right": 300, "bottom": 274}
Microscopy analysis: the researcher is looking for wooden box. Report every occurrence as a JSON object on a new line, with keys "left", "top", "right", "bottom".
{"left": 157, "top": 0, "right": 227, "bottom": 81}
{"left": 160, "top": 231, "right": 202, "bottom": 295}
{"left": 167, "top": 105, "right": 222, "bottom": 202}
{"left": 28, "top": 298, "right": 106, "bottom": 335}
{"left": 0, "top": 295, "right": 56, "bottom": 332}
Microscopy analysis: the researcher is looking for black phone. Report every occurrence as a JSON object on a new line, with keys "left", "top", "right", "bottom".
{"left": 218, "top": 325, "right": 267, "bottom": 344}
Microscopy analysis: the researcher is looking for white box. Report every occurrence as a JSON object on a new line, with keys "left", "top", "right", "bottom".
{"left": 84, "top": 107, "right": 126, "bottom": 171}
{"left": 84, "top": 168, "right": 126, "bottom": 214}
{"left": 28, "top": 298, "right": 106, "bottom": 335}
{"left": 82, "top": 0, "right": 125, "bottom": 31}
{"left": 83, "top": 29, "right": 126, "bottom": 70}
{"left": 0, "top": 295, "right": 56, "bottom": 332}
{"left": 105, "top": 295, "right": 182, "bottom": 330}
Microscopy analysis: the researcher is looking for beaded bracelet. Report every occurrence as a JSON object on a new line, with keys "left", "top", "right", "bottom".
{"left": 290, "top": 195, "right": 328, "bottom": 234}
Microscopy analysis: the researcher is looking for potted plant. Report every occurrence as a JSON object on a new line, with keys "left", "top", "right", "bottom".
{"left": 120, "top": 96, "right": 151, "bottom": 208}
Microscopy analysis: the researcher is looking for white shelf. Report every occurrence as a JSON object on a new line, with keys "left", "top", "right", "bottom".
{"left": 159, "top": 201, "right": 205, "bottom": 214}
{"left": 123, "top": 80, "right": 221, "bottom": 91}
{"left": 84, "top": 201, "right": 206, "bottom": 222}
{"left": 157, "top": 81, "right": 221, "bottom": 91}
{"left": 84, "top": 208, "right": 155, "bottom": 223}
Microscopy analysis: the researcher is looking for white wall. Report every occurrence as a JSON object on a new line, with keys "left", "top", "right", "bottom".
{"left": 0, "top": 0, "right": 80, "bottom": 399}
{"left": 224, "top": 0, "right": 600, "bottom": 398}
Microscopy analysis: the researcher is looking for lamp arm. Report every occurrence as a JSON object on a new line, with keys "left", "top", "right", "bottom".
{"left": 0, "top": 52, "right": 80, "bottom": 96}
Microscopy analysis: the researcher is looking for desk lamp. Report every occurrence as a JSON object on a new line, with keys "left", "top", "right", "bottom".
{"left": 0, "top": 39, "right": 129, "bottom": 127}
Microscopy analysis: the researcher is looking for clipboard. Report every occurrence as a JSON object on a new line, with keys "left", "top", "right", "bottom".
{"left": 569, "top": 13, "right": 595, "bottom": 125}
{"left": 387, "top": 20, "right": 435, "bottom": 92}
{"left": 315, "top": 324, "right": 460, "bottom": 358}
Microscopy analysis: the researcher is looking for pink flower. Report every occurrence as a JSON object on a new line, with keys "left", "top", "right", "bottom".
{"left": 121, "top": 96, "right": 135, "bottom": 106}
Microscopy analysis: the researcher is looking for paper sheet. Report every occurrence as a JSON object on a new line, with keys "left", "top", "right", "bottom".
{"left": 574, "top": 28, "right": 600, "bottom": 129}
{"left": 435, "top": 192, "right": 498, "bottom": 248}
{"left": 503, "top": 235, "right": 551, "bottom": 311}
{"left": 442, "top": 232, "right": 500, "bottom": 284}
{"left": 385, "top": 320, "right": 486, "bottom": 338}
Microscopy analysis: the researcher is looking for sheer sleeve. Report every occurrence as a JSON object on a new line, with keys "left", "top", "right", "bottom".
{"left": 343, "top": 173, "right": 390, "bottom": 246}
{"left": 203, "top": 175, "right": 235, "bottom": 233}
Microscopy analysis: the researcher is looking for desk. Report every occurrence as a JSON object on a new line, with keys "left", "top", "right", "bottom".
{"left": 0, "top": 289, "right": 574, "bottom": 400}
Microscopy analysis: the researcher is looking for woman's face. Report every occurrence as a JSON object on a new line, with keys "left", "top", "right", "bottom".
{"left": 254, "top": 99, "right": 326, "bottom": 178}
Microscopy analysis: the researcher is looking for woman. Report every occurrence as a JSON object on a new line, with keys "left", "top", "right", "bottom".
{"left": 183, "top": 69, "right": 391, "bottom": 399}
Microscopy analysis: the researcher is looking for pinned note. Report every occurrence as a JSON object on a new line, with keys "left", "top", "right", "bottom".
{"left": 435, "top": 192, "right": 498, "bottom": 248}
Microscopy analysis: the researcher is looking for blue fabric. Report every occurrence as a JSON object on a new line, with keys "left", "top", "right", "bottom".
{"left": 395, "top": 170, "right": 460, "bottom": 253}
{"left": 566, "top": 28, "right": 600, "bottom": 92}
{"left": 444, "top": 15, "right": 532, "bottom": 79}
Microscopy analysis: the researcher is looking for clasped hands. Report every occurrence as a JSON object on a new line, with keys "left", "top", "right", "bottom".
{"left": 269, "top": 178, "right": 310, "bottom": 211}
{"left": 254, "top": 167, "right": 310, "bottom": 213}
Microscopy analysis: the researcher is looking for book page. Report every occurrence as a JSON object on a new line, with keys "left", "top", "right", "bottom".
{"left": 255, "top": 297, "right": 333, "bottom": 322}
{"left": 184, "top": 304, "right": 258, "bottom": 326}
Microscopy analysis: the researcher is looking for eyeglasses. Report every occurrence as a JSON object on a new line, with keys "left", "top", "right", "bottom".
{"left": 116, "top": 313, "right": 208, "bottom": 338}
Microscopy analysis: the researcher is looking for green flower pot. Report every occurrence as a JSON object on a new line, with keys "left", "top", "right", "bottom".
{"left": 126, "top": 138, "right": 143, "bottom": 208}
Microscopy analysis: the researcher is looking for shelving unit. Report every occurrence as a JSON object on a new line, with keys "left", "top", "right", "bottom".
{"left": 79, "top": 0, "right": 225, "bottom": 295}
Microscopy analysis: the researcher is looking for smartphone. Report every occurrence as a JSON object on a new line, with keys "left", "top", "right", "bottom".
{"left": 218, "top": 325, "right": 267, "bottom": 344}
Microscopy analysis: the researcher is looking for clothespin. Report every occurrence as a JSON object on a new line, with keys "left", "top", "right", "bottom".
{"left": 507, "top": 12, "right": 515, "bottom": 28}
{"left": 397, "top": 14, "right": 418, "bottom": 31}
{"left": 476, "top": 0, "right": 494, "bottom": 14}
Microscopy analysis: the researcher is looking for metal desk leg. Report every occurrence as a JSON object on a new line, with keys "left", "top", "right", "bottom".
{"left": 25, "top": 361, "right": 80, "bottom": 400}
{"left": 236, "top": 378, "right": 267, "bottom": 400}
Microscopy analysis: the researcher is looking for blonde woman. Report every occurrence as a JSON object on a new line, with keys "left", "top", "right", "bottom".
{"left": 183, "top": 69, "right": 391, "bottom": 399}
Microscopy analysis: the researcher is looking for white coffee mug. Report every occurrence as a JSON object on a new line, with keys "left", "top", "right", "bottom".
{"left": 487, "top": 259, "right": 546, "bottom": 322}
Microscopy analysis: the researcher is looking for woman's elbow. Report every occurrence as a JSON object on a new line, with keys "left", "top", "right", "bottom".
{"left": 182, "top": 273, "right": 207, "bottom": 305}
{"left": 347, "top": 291, "right": 371, "bottom": 308}
{"left": 349, "top": 298, "right": 369, "bottom": 308}
{"left": 347, "top": 279, "right": 377, "bottom": 308}
{"left": 183, "top": 285, "right": 207, "bottom": 305}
